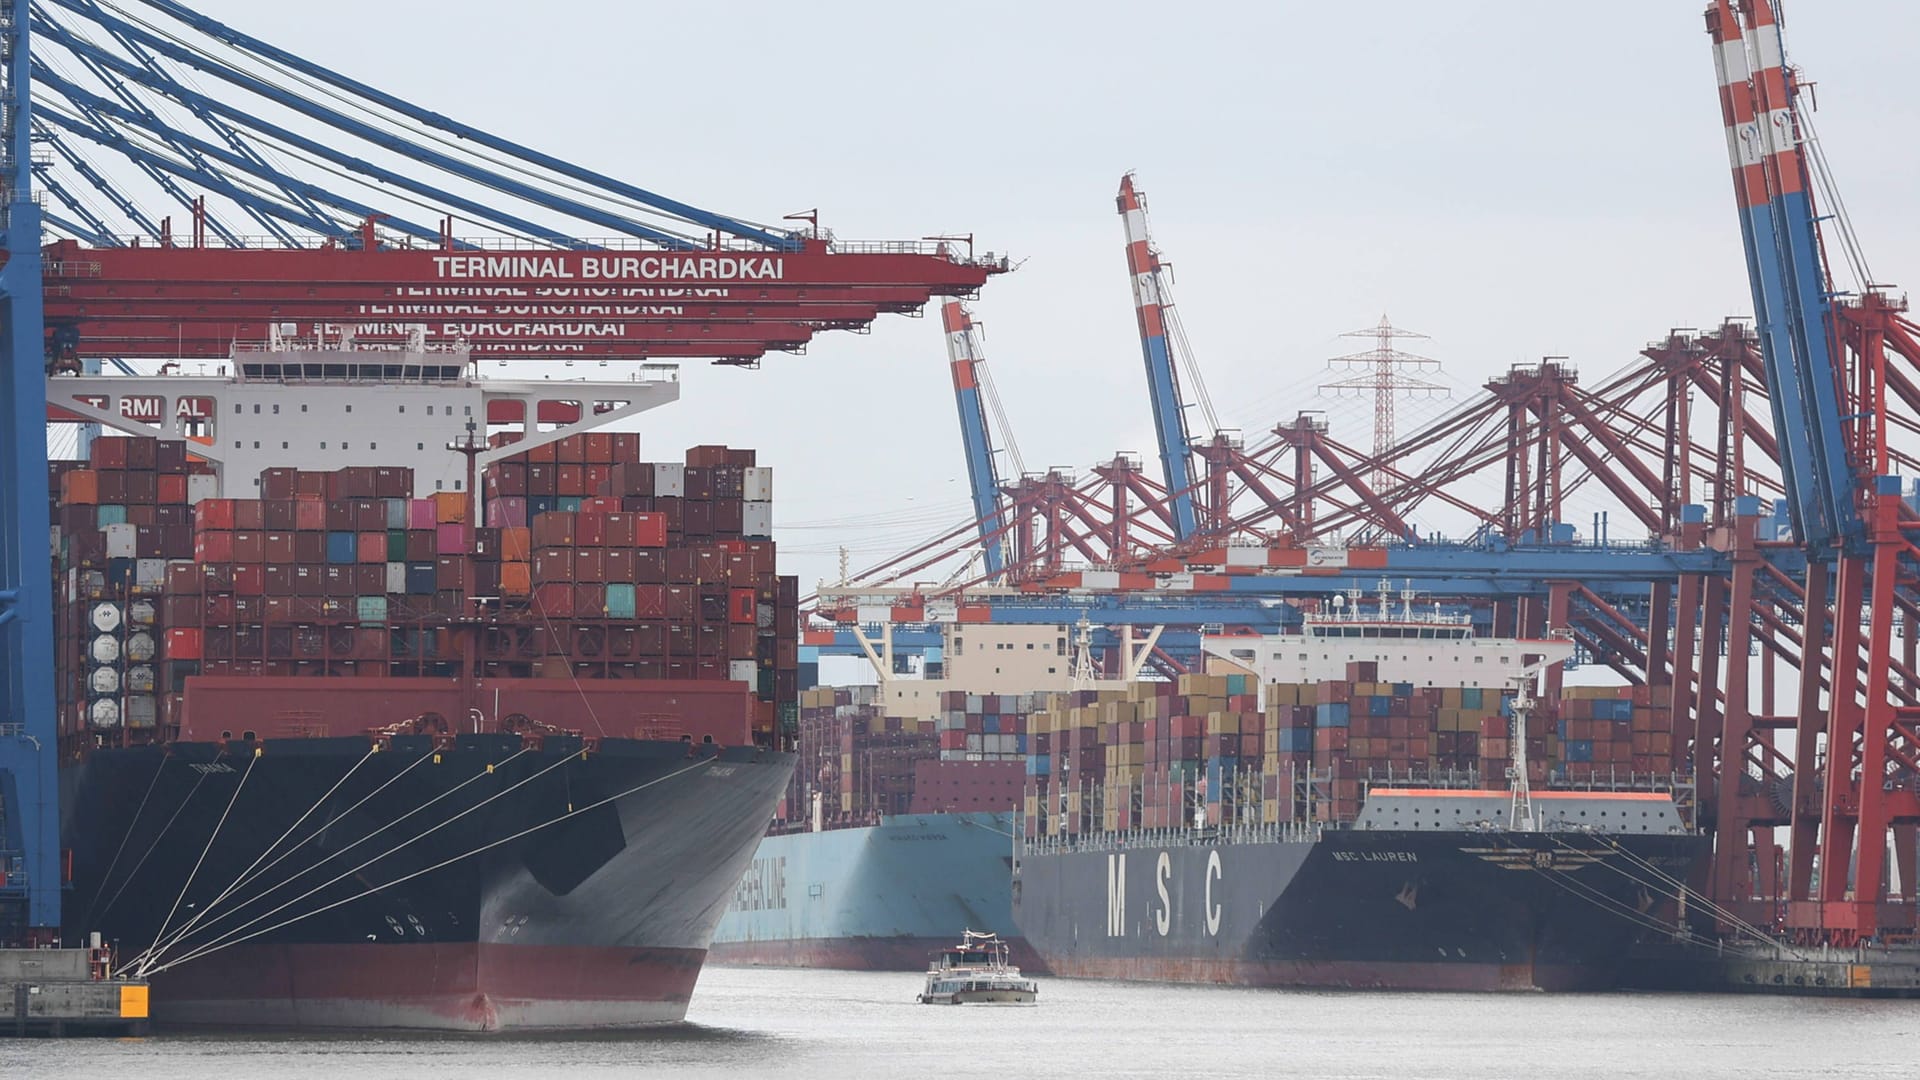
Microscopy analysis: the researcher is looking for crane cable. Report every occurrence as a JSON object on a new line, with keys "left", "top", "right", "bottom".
{"left": 140, "top": 746, "right": 378, "bottom": 962}
{"left": 140, "top": 748, "right": 519, "bottom": 967}
{"left": 130, "top": 750, "right": 257, "bottom": 975}
{"left": 151, "top": 753, "right": 721, "bottom": 975}
{"left": 147, "top": 746, "right": 591, "bottom": 971}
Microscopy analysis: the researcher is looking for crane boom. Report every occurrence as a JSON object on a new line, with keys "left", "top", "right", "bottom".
{"left": 942, "top": 300, "right": 1009, "bottom": 577}
{"left": 1117, "top": 175, "right": 1199, "bottom": 541}
{"left": 1706, "top": 0, "right": 1857, "bottom": 555}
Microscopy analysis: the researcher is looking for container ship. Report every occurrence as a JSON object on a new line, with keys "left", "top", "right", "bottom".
{"left": 1010, "top": 592, "right": 1709, "bottom": 991}
{"left": 710, "top": 623, "right": 1091, "bottom": 971}
{"left": 39, "top": 350, "right": 798, "bottom": 1030}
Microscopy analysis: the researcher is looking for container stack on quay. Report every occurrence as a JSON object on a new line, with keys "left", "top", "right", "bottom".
{"left": 47, "top": 433, "right": 799, "bottom": 747}
{"left": 1022, "top": 664, "right": 1690, "bottom": 838}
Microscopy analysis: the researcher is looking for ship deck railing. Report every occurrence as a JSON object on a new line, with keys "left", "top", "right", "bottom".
{"left": 1017, "top": 819, "right": 1323, "bottom": 859}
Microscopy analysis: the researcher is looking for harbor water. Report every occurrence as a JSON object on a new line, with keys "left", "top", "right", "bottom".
{"left": 2, "top": 967, "right": 1912, "bottom": 1078}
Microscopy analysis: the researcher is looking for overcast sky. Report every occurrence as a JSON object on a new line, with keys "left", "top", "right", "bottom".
{"left": 81, "top": 1, "right": 1920, "bottom": 592}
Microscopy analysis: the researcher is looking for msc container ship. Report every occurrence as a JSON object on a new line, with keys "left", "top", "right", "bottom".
{"left": 1009, "top": 591, "right": 1710, "bottom": 991}
{"left": 36, "top": 346, "right": 798, "bottom": 1030}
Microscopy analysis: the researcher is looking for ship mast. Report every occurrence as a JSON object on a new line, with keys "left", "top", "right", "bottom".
{"left": 1507, "top": 678, "right": 1537, "bottom": 831}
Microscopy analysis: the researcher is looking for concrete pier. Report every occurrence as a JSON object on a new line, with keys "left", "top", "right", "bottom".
{"left": 1, "top": 948, "right": 149, "bottom": 1037}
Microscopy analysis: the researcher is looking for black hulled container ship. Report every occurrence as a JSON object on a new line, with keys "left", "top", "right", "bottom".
{"left": 1011, "top": 591, "right": 1709, "bottom": 991}
{"left": 43, "top": 353, "right": 798, "bottom": 1030}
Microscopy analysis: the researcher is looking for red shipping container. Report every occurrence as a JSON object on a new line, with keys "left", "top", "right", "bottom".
{"left": 633, "top": 585, "right": 666, "bottom": 618}
{"left": 356, "top": 532, "right": 385, "bottom": 564}
{"left": 729, "top": 588, "right": 756, "bottom": 624}
{"left": 575, "top": 514, "right": 606, "bottom": 548}
{"left": 573, "top": 550, "right": 606, "bottom": 583}
{"left": 533, "top": 548, "right": 574, "bottom": 583}
{"left": 232, "top": 565, "right": 266, "bottom": 596}
{"left": 196, "top": 530, "right": 234, "bottom": 562}
{"left": 575, "top": 584, "right": 607, "bottom": 617}
{"left": 166, "top": 627, "right": 203, "bottom": 660}
{"left": 235, "top": 501, "right": 267, "bottom": 530}
{"left": 664, "top": 585, "right": 695, "bottom": 619}
{"left": 158, "top": 474, "right": 189, "bottom": 505}
{"left": 532, "top": 512, "right": 576, "bottom": 548}
{"left": 626, "top": 513, "right": 665, "bottom": 549}
{"left": 532, "top": 583, "right": 574, "bottom": 617}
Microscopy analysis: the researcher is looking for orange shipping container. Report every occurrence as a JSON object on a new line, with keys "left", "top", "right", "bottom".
{"left": 500, "top": 562, "right": 532, "bottom": 596}
{"left": 432, "top": 491, "right": 469, "bottom": 524}
{"left": 501, "top": 527, "right": 531, "bottom": 562}
{"left": 61, "top": 469, "right": 99, "bottom": 505}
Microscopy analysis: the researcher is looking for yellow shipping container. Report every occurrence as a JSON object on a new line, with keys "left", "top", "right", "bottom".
{"left": 1208, "top": 710, "right": 1241, "bottom": 736}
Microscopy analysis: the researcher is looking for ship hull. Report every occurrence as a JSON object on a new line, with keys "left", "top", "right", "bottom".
{"left": 708, "top": 812, "right": 1044, "bottom": 973}
{"left": 1013, "top": 828, "right": 1707, "bottom": 992}
{"left": 61, "top": 734, "right": 794, "bottom": 1031}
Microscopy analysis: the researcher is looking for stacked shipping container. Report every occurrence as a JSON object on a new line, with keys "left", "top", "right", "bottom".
{"left": 48, "top": 433, "right": 798, "bottom": 748}
{"left": 1021, "top": 664, "right": 1690, "bottom": 838}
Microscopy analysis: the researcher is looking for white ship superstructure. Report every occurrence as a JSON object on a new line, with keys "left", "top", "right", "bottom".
{"left": 50, "top": 334, "right": 678, "bottom": 497}
{"left": 1204, "top": 583, "right": 1575, "bottom": 692}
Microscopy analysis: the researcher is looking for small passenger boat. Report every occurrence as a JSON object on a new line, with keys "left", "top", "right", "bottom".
{"left": 917, "top": 930, "right": 1039, "bottom": 1005}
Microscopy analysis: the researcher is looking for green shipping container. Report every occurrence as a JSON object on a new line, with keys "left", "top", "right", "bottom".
{"left": 96, "top": 504, "right": 128, "bottom": 527}
{"left": 356, "top": 595, "right": 389, "bottom": 622}
{"left": 387, "top": 529, "right": 409, "bottom": 561}
{"left": 604, "top": 583, "right": 636, "bottom": 619}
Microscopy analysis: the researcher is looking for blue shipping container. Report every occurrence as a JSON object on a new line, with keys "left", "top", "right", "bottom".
{"left": 1316, "top": 702, "right": 1351, "bottom": 727}
{"left": 1565, "top": 740, "right": 1595, "bottom": 763}
{"left": 1368, "top": 695, "right": 1392, "bottom": 717}
{"left": 605, "top": 583, "right": 636, "bottom": 619}
{"left": 384, "top": 498, "right": 408, "bottom": 530}
{"left": 406, "top": 562, "right": 437, "bottom": 595}
{"left": 326, "top": 531, "right": 357, "bottom": 564}
{"left": 96, "top": 505, "right": 127, "bottom": 527}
